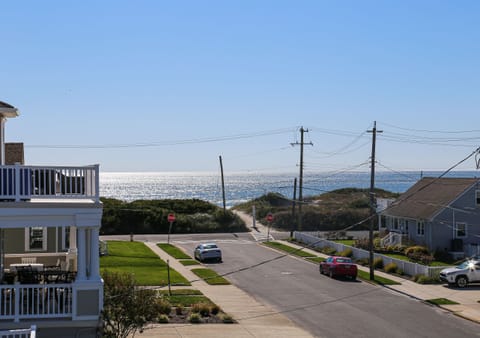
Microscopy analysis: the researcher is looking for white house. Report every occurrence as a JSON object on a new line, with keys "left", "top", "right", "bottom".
{"left": 0, "top": 101, "right": 103, "bottom": 337}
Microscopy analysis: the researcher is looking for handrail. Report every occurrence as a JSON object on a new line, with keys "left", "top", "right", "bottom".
{"left": 0, "top": 164, "right": 99, "bottom": 202}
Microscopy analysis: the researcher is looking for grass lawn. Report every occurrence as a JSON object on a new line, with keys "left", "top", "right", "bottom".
{"left": 180, "top": 259, "right": 200, "bottom": 266}
{"left": 158, "top": 289, "right": 215, "bottom": 307}
{"left": 306, "top": 256, "right": 326, "bottom": 263}
{"left": 334, "top": 239, "right": 355, "bottom": 246}
{"left": 263, "top": 241, "right": 315, "bottom": 258}
{"left": 357, "top": 270, "right": 401, "bottom": 285}
{"left": 426, "top": 298, "right": 459, "bottom": 306}
{"left": 191, "top": 268, "right": 230, "bottom": 285}
{"left": 100, "top": 240, "right": 190, "bottom": 286}
{"left": 157, "top": 243, "right": 192, "bottom": 259}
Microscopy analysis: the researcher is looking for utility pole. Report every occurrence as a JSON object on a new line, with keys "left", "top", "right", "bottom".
{"left": 367, "top": 121, "right": 382, "bottom": 280}
{"left": 290, "top": 177, "right": 297, "bottom": 237}
{"left": 291, "top": 127, "right": 313, "bottom": 231}
{"left": 219, "top": 155, "right": 226, "bottom": 214}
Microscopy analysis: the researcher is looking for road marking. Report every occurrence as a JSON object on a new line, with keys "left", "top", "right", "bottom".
{"left": 251, "top": 232, "right": 275, "bottom": 242}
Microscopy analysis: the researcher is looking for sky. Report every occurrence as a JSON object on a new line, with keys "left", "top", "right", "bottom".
{"left": 1, "top": 1, "right": 480, "bottom": 175}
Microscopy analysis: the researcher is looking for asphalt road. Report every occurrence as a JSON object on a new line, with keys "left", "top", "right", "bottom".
{"left": 170, "top": 233, "right": 480, "bottom": 338}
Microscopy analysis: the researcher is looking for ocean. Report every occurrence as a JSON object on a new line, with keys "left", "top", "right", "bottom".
{"left": 99, "top": 171, "right": 480, "bottom": 208}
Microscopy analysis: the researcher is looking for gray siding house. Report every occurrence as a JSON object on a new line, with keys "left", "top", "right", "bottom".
{"left": 0, "top": 101, "right": 103, "bottom": 337}
{"left": 381, "top": 177, "right": 480, "bottom": 259}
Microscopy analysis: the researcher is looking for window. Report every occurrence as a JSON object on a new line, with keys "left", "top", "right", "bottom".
{"left": 393, "top": 218, "right": 399, "bottom": 230}
{"left": 455, "top": 222, "right": 467, "bottom": 238}
{"left": 417, "top": 221, "right": 425, "bottom": 236}
{"left": 25, "top": 227, "right": 47, "bottom": 251}
{"left": 476, "top": 190, "right": 480, "bottom": 206}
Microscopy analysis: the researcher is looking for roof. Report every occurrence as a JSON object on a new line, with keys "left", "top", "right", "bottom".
{"left": 0, "top": 100, "right": 19, "bottom": 117}
{"left": 383, "top": 177, "right": 480, "bottom": 220}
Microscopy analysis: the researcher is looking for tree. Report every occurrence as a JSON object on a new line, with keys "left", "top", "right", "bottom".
{"left": 102, "top": 271, "right": 158, "bottom": 338}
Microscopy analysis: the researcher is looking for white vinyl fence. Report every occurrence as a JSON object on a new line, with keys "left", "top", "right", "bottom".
{"left": 294, "top": 231, "right": 449, "bottom": 278}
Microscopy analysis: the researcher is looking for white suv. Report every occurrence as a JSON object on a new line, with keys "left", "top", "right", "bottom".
{"left": 439, "top": 259, "right": 480, "bottom": 288}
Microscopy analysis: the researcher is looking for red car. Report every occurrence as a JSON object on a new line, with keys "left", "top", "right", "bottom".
{"left": 319, "top": 256, "right": 357, "bottom": 280}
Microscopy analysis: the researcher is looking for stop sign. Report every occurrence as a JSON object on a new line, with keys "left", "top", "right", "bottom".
{"left": 266, "top": 213, "right": 273, "bottom": 222}
{"left": 167, "top": 213, "right": 176, "bottom": 222}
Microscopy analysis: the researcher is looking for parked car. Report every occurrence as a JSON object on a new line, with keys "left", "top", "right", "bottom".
{"left": 194, "top": 243, "right": 222, "bottom": 262}
{"left": 319, "top": 256, "right": 357, "bottom": 280}
{"left": 439, "top": 259, "right": 480, "bottom": 288}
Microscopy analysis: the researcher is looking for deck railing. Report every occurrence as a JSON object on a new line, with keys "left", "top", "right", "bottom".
{"left": 0, "top": 325, "right": 36, "bottom": 338}
{"left": 0, "top": 284, "right": 73, "bottom": 322}
{"left": 0, "top": 164, "right": 99, "bottom": 202}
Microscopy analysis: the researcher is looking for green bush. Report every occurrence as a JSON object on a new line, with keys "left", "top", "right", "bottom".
{"left": 384, "top": 262, "right": 398, "bottom": 273}
{"left": 210, "top": 304, "right": 220, "bottom": 315}
{"left": 157, "top": 314, "right": 169, "bottom": 323}
{"left": 198, "top": 303, "right": 211, "bottom": 317}
{"left": 155, "top": 299, "right": 172, "bottom": 315}
{"left": 338, "top": 247, "right": 353, "bottom": 257}
{"left": 355, "top": 257, "right": 369, "bottom": 266}
{"left": 414, "top": 274, "right": 440, "bottom": 284}
{"left": 175, "top": 305, "right": 184, "bottom": 316}
{"left": 188, "top": 313, "right": 202, "bottom": 324}
{"left": 320, "top": 246, "right": 337, "bottom": 255}
{"left": 373, "top": 257, "right": 384, "bottom": 269}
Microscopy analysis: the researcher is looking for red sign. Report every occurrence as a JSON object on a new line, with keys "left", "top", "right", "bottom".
{"left": 266, "top": 213, "right": 273, "bottom": 222}
{"left": 167, "top": 213, "right": 176, "bottom": 222}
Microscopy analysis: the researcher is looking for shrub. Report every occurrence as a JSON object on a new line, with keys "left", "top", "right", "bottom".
{"left": 191, "top": 303, "right": 201, "bottom": 313}
{"left": 157, "top": 314, "right": 169, "bottom": 323}
{"left": 320, "top": 246, "right": 337, "bottom": 255}
{"left": 384, "top": 262, "right": 398, "bottom": 273}
{"left": 210, "top": 304, "right": 220, "bottom": 315}
{"left": 198, "top": 303, "right": 211, "bottom": 317}
{"left": 415, "top": 275, "right": 440, "bottom": 284}
{"left": 356, "top": 257, "right": 369, "bottom": 266}
{"left": 175, "top": 305, "right": 184, "bottom": 316}
{"left": 405, "top": 246, "right": 433, "bottom": 265}
{"left": 155, "top": 299, "right": 172, "bottom": 315}
{"left": 188, "top": 313, "right": 202, "bottom": 323}
{"left": 338, "top": 248, "right": 353, "bottom": 257}
{"left": 373, "top": 257, "right": 384, "bottom": 269}
{"left": 222, "top": 314, "right": 234, "bottom": 323}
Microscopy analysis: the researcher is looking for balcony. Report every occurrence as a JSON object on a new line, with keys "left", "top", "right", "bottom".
{"left": 0, "top": 164, "right": 99, "bottom": 203}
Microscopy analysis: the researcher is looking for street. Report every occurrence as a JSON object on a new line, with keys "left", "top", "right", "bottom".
{"left": 172, "top": 233, "right": 480, "bottom": 338}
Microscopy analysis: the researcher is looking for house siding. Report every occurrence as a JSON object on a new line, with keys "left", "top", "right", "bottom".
{"left": 432, "top": 184, "right": 480, "bottom": 253}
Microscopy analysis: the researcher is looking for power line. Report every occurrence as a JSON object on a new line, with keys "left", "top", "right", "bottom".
{"left": 26, "top": 127, "right": 298, "bottom": 149}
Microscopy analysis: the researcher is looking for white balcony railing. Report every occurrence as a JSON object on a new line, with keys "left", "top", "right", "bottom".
{"left": 0, "top": 284, "right": 73, "bottom": 322}
{"left": 0, "top": 164, "right": 99, "bottom": 202}
{"left": 0, "top": 325, "right": 36, "bottom": 338}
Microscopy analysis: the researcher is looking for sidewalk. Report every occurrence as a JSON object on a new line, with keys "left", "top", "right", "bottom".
{"left": 140, "top": 242, "right": 314, "bottom": 338}
{"left": 278, "top": 239, "right": 480, "bottom": 324}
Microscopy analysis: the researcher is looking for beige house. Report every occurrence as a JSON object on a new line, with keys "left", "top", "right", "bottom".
{"left": 0, "top": 101, "right": 103, "bottom": 337}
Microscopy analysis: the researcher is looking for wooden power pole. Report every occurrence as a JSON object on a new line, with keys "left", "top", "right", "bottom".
{"left": 367, "top": 121, "right": 382, "bottom": 280}
{"left": 219, "top": 155, "right": 226, "bottom": 214}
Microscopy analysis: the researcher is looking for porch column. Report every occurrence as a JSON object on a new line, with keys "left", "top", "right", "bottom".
{"left": 77, "top": 227, "right": 87, "bottom": 280}
{"left": 89, "top": 227, "right": 100, "bottom": 280}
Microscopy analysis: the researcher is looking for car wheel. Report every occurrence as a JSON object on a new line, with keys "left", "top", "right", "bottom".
{"left": 319, "top": 266, "right": 323, "bottom": 274}
{"left": 329, "top": 270, "right": 334, "bottom": 278}
{"left": 351, "top": 275, "right": 357, "bottom": 281}
{"left": 456, "top": 276, "right": 468, "bottom": 288}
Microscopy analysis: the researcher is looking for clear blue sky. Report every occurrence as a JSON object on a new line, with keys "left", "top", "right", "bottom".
{"left": 1, "top": 1, "right": 479, "bottom": 174}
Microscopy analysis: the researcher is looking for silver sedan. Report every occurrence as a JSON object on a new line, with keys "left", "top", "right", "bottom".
{"left": 194, "top": 243, "right": 222, "bottom": 262}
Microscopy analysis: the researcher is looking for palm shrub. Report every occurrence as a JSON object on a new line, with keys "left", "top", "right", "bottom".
{"left": 384, "top": 262, "right": 398, "bottom": 273}
{"left": 373, "top": 257, "right": 384, "bottom": 269}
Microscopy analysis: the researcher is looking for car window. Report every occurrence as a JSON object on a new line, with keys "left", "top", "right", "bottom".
{"left": 204, "top": 244, "right": 218, "bottom": 249}
{"left": 336, "top": 258, "right": 352, "bottom": 263}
